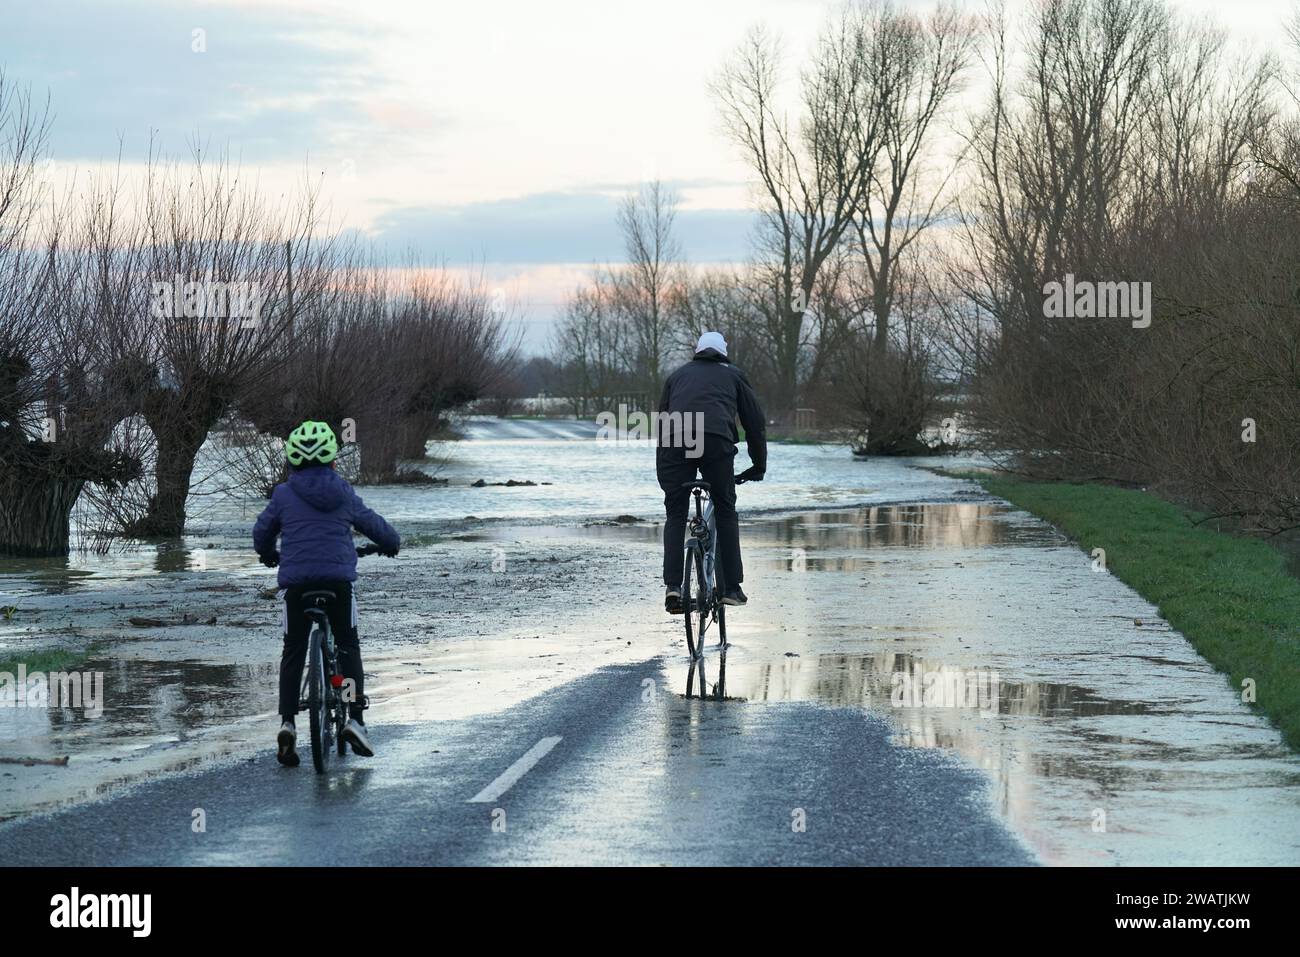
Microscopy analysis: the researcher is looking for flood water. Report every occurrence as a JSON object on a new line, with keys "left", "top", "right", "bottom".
{"left": 1, "top": 418, "right": 1298, "bottom": 865}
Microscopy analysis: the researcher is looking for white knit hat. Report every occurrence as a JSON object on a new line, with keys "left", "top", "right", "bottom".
{"left": 695, "top": 331, "right": 728, "bottom": 356}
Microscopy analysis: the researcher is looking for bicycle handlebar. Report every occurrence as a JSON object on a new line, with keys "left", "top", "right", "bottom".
{"left": 259, "top": 544, "right": 392, "bottom": 568}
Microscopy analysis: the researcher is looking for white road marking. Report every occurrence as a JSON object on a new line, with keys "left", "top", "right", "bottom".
{"left": 468, "top": 736, "right": 563, "bottom": 803}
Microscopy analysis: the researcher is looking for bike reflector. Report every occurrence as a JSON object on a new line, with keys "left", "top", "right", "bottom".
{"left": 330, "top": 675, "right": 345, "bottom": 688}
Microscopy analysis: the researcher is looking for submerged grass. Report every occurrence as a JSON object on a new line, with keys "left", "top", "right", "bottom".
{"left": 971, "top": 475, "right": 1300, "bottom": 750}
{"left": 0, "top": 639, "right": 103, "bottom": 675}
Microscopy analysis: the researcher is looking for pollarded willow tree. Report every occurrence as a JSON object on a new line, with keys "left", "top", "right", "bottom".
{"left": 237, "top": 249, "right": 513, "bottom": 487}
{"left": 0, "top": 75, "right": 144, "bottom": 556}
{"left": 125, "top": 151, "right": 333, "bottom": 537}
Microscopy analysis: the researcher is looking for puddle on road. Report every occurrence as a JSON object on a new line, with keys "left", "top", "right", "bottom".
{"left": 2, "top": 657, "right": 275, "bottom": 744}
{"left": 0, "top": 654, "right": 277, "bottom": 821}
{"left": 699, "top": 650, "right": 1157, "bottom": 717}
{"left": 453, "top": 502, "right": 1041, "bottom": 550}
{"left": 654, "top": 502, "right": 1300, "bottom": 865}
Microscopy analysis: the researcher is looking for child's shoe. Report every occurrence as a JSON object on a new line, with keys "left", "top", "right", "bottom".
{"left": 342, "top": 717, "right": 374, "bottom": 757}
{"left": 276, "top": 721, "right": 299, "bottom": 767}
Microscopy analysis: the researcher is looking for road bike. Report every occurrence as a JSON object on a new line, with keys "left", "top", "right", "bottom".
{"left": 678, "top": 474, "right": 755, "bottom": 699}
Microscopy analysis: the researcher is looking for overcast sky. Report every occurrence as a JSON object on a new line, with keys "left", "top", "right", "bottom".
{"left": 2, "top": 0, "right": 1293, "bottom": 350}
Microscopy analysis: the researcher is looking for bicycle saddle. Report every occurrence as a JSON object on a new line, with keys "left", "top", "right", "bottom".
{"left": 301, "top": 589, "right": 337, "bottom": 605}
{"left": 681, "top": 480, "right": 711, "bottom": 491}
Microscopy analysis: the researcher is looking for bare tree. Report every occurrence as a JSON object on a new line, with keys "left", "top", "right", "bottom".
{"left": 712, "top": 17, "right": 885, "bottom": 416}
{"left": 550, "top": 282, "right": 634, "bottom": 417}
{"left": 952, "top": 0, "right": 1297, "bottom": 535}
{"left": 612, "top": 181, "right": 682, "bottom": 398}
{"left": 671, "top": 267, "right": 759, "bottom": 369}
{"left": 837, "top": 0, "right": 972, "bottom": 455}
{"left": 850, "top": 0, "right": 974, "bottom": 350}
{"left": 355, "top": 266, "right": 511, "bottom": 482}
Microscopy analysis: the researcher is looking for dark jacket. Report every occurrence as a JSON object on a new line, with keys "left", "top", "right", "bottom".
{"left": 658, "top": 349, "right": 767, "bottom": 472}
{"left": 252, "top": 465, "right": 400, "bottom": 587}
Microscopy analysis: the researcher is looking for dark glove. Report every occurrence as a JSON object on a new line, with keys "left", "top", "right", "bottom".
{"left": 735, "top": 466, "right": 765, "bottom": 484}
{"left": 380, "top": 545, "right": 399, "bottom": 558}
{"left": 259, "top": 551, "right": 280, "bottom": 568}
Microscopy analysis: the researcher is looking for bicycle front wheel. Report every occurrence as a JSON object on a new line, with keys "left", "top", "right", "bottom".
{"left": 307, "top": 625, "right": 331, "bottom": 774}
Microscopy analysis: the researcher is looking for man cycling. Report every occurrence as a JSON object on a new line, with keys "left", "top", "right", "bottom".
{"left": 253, "top": 420, "right": 400, "bottom": 767}
{"left": 657, "top": 331, "right": 767, "bottom": 614}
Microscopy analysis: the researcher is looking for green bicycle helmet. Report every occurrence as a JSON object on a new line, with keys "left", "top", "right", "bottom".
{"left": 285, "top": 420, "right": 339, "bottom": 467}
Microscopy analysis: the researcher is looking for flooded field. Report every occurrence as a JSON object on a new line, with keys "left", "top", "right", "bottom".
{"left": 2, "top": 419, "right": 1298, "bottom": 865}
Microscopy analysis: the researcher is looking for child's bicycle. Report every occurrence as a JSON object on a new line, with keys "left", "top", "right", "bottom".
{"left": 299, "top": 543, "right": 383, "bottom": 774}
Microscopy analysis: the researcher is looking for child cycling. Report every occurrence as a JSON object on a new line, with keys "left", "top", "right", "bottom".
{"left": 252, "top": 420, "right": 400, "bottom": 767}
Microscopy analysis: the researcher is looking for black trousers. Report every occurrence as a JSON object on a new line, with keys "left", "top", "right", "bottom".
{"left": 657, "top": 434, "right": 742, "bottom": 592}
{"left": 279, "top": 581, "right": 364, "bottom": 722}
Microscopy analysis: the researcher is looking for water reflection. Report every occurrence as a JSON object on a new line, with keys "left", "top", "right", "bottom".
{"left": 763, "top": 503, "right": 1042, "bottom": 550}
{"left": 456, "top": 503, "right": 1045, "bottom": 553}
{"left": 728, "top": 651, "right": 1154, "bottom": 718}
{"left": 0, "top": 555, "right": 95, "bottom": 596}
{"left": 683, "top": 650, "right": 738, "bottom": 702}
{"left": 0, "top": 656, "right": 278, "bottom": 747}
{"left": 154, "top": 542, "right": 196, "bottom": 575}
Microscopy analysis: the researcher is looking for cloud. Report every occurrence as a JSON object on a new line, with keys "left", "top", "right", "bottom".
{"left": 367, "top": 190, "right": 758, "bottom": 265}
{"left": 2, "top": 0, "right": 389, "bottom": 162}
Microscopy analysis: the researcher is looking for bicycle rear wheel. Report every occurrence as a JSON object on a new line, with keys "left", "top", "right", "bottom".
{"left": 682, "top": 545, "right": 702, "bottom": 660}
{"left": 694, "top": 546, "right": 713, "bottom": 649}
{"left": 307, "top": 625, "right": 331, "bottom": 774}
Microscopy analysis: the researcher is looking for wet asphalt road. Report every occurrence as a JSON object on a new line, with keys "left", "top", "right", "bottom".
{"left": 0, "top": 660, "right": 1033, "bottom": 866}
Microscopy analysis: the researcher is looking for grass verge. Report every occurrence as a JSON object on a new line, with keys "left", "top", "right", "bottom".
{"left": 972, "top": 475, "right": 1300, "bottom": 751}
